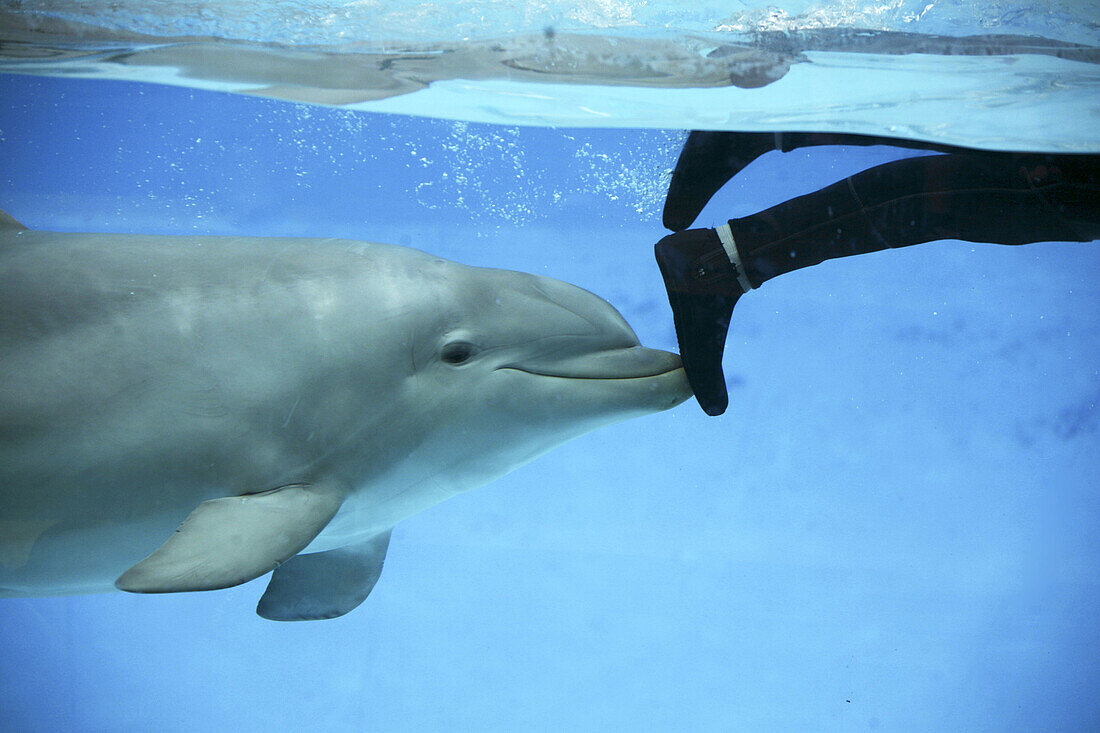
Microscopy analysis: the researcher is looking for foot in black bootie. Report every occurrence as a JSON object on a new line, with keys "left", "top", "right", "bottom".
{"left": 663, "top": 132, "right": 779, "bottom": 231}
{"left": 654, "top": 228, "right": 746, "bottom": 416}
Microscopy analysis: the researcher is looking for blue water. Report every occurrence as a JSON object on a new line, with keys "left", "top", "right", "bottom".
{"left": 1, "top": 66, "right": 1099, "bottom": 732}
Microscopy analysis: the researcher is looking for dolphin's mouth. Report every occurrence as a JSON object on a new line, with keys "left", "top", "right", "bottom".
{"left": 499, "top": 346, "right": 684, "bottom": 380}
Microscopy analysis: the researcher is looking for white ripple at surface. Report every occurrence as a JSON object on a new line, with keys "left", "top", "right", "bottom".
{"left": 361, "top": 52, "right": 1099, "bottom": 151}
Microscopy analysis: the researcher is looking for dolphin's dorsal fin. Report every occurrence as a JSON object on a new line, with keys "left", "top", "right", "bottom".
{"left": 115, "top": 482, "right": 344, "bottom": 593}
{"left": 0, "top": 208, "right": 28, "bottom": 232}
{"left": 256, "top": 529, "right": 392, "bottom": 621}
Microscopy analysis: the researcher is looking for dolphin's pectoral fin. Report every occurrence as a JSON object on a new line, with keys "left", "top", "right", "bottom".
{"left": 115, "top": 483, "right": 344, "bottom": 594}
{"left": 256, "top": 530, "right": 392, "bottom": 621}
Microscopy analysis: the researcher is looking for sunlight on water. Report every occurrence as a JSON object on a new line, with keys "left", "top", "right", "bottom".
{"left": 3, "top": 0, "right": 1097, "bottom": 44}
{"left": 2, "top": 2, "right": 1096, "bottom": 149}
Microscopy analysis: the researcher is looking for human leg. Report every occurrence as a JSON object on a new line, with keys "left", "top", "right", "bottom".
{"left": 733, "top": 152, "right": 1100, "bottom": 287}
{"left": 657, "top": 151, "right": 1099, "bottom": 414}
{"left": 663, "top": 130, "right": 963, "bottom": 232}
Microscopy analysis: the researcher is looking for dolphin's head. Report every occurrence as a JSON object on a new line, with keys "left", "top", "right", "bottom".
{"left": 394, "top": 260, "right": 692, "bottom": 492}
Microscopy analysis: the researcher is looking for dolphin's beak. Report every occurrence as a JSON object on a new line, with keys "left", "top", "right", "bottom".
{"left": 501, "top": 346, "right": 684, "bottom": 380}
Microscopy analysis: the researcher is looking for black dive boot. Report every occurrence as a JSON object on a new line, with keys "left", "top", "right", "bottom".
{"left": 654, "top": 227, "right": 756, "bottom": 416}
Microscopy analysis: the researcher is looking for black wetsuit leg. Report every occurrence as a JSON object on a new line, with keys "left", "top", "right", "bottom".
{"left": 733, "top": 152, "right": 1100, "bottom": 287}
{"left": 657, "top": 151, "right": 1099, "bottom": 415}
{"left": 663, "top": 130, "right": 966, "bottom": 232}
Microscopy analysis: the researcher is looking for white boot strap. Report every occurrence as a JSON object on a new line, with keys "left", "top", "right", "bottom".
{"left": 715, "top": 223, "right": 755, "bottom": 292}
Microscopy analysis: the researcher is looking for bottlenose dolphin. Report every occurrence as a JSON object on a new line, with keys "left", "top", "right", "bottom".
{"left": 0, "top": 210, "right": 690, "bottom": 620}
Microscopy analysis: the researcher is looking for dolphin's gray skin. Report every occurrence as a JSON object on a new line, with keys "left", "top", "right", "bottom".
{"left": 0, "top": 210, "right": 690, "bottom": 620}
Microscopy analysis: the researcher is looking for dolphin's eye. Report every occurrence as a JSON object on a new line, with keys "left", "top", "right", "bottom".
{"left": 441, "top": 341, "right": 478, "bottom": 365}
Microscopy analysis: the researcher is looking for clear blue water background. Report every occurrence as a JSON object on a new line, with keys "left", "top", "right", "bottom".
{"left": 0, "top": 69, "right": 1098, "bottom": 730}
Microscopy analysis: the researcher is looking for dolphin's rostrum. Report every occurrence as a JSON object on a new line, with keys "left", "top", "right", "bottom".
{"left": 0, "top": 210, "right": 691, "bottom": 620}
